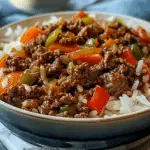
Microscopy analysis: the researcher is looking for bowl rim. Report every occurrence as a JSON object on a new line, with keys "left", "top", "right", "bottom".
{"left": 0, "top": 11, "right": 150, "bottom": 123}
{"left": 0, "top": 100, "right": 150, "bottom": 122}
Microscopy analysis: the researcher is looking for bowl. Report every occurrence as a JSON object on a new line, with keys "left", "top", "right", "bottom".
{"left": 0, "top": 11, "right": 150, "bottom": 148}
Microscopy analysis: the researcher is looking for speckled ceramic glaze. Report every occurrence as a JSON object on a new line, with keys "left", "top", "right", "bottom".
{"left": 0, "top": 12, "right": 150, "bottom": 144}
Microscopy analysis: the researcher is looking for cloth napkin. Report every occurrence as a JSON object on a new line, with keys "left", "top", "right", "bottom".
{"left": 1, "top": 0, "right": 150, "bottom": 27}
{"left": 0, "top": 122, "right": 150, "bottom": 150}
{"left": 0, "top": 123, "right": 42, "bottom": 150}
{"left": 86, "top": 0, "right": 150, "bottom": 21}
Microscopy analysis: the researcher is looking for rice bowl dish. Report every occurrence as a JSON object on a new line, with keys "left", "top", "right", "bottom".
{"left": 0, "top": 11, "right": 150, "bottom": 119}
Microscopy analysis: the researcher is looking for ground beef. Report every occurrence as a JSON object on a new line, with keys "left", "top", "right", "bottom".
{"left": 23, "top": 41, "right": 40, "bottom": 56}
{"left": 66, "top": 19, "right": 84, "bottom": 35}
{"left": 77, "top": 26, "right": 88, "bottom": 38}
{"left": 59, "top": 93, "right": 77, "bottom": 105}
{"left": 38, "top": 51, "right": 55, "bottom": 64}
{"left": 104, "top": 56, "right": 135, "bottom": 70}
{"left": 36, "top": 78, "right": 43, "bottom": 86}
{"left": 49, "top": 110, "right": 57, "bottom": 116}
{"left": 108, "top": 21, "right": 121, "bottom": 29}
{"left": 123, "top": 32, "right": 135, "bottom": 44}
{"left": 39, "top": 24, "right": 57, "bottom": 36}
{"left": 77, "top": 23, "right": 103, "bottom": 40}
{"left": 77, "top": 106, "right": 90, "bottom": 114}
{"left": 100, "top": 27, "right": 118, "bottom": 40}
{"left": 117, "top": 26, "right": 128, "bottom": 36}
{"left": 4, "top": 56, "right": 31, "bottom": 72}
{"left": 103, "top": 51, "right": 114, "bottom": 68}
{"left": 75, "top": 36, "right": 86, "bottom": 45}
{"left": 74, "top": 112, "right": 89, "bottom": 118}
{"left": 46, "top": 58, "right": 66, "bottom": 78}
{"left": 42, "top": 95, "right": 54, "bottom": 105}
{"left": 29, "top": 45, "right": 48, "bottom": 60}
{"left": 100, "top": 71, "right": 130, "bottom": 96}
{"left": 70, "top": 62, "right": 102, "bottom": 87}
{"left": 126, "top": 67, "right": 137, "bottom": 86}
{"left": 38, "top": 92, "right": 77, "bottom": 111}
{"left": 117, "top": 44, "right": 127, "bottom": 55}
{"left": 72, "top": 63, "right": 93, "bottom": 87}
{"left": 26, "top": 42, "right": 64, "bottom": 65}
{"left": 59, "top": 79, "right": 77, "bottom": 93}
{"left": 114, "top": 64, "right": 128, "bottom": 74}
{"left": 22, "top": 99, "right": 41, "bottom": 110}
{"left": 2, "top": 85, "right": 46, "bottom": 107}
{"left": 87, "top": 23, "right": 104, "bottom": 37}
{"left": 59, "top": 20, "right": 103, "bottom": 45}
{"left": 50, "top": 100, "right": 61, "bottom": 109}
{"left": 57, "top": 31, "right": 76, "bottom": 44}
{"left": 23, "top": 35, "right": 47, "bottom": 56}
{"left": 53, "top": 49, "right": 65, "bottom": 57}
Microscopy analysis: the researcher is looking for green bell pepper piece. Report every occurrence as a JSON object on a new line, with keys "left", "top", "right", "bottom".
{"left": 131, "top": 44, "right": 143, "bottom": 61}
{"left": 20, "top": 69, "right": 37, "bottom": 85}
{"left": 45, "top": 28, "right": 62, "bottom": 48}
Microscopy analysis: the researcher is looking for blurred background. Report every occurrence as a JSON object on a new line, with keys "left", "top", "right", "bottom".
{"left": 0, "top": 0, "right": 150, "bottom": 27}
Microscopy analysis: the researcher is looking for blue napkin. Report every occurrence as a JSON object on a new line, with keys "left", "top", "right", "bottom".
{"left": 0, "top": 0, "right": 150, "bottom": 27}
{"left": 86, "top": 0, "right": 150, "bottom": 21}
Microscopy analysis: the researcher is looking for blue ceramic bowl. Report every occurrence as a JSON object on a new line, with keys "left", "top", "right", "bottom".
{"left": 0, "top": 11, "right": 150, "bottom": 146}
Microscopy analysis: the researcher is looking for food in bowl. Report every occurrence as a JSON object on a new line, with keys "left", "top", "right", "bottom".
{"left": 0, "top": 11, "right": 150, "bottom": 118}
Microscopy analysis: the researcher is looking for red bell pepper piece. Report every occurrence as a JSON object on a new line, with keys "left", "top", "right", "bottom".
{"left": 69, "top": 48, "right": 102, "bottom": 60}
{"left": 103, "top": 39, "right": 115, "bottom": 48}
{"left": 0, "top": 71, "right": 22, "bottom": 94}
{"left": 20, "top": 27, "right": 44, "bottom": 44}
{"left": 87, "top": 86, "right": 110, "bottom": 113}
{"left": 0, "top": 49, "right": 27, "bottom": 68}
{"left": 72, "top": 11, "right": 87, "bottom": 22}
{"left": 76, "top": 54, "right": 102, "bottom": 64}
{"left": 69, "top": 48, "right": 102, "bottom": 64}
{"left": 49, "top": 43, "right": 79, "bottom": 53}
{"left": 137, "top": 27, "right": 150, "bottom": 43}
{"left": 103, "top": 28, "right": 116, "bottom": 39}
{"left": 0, "top": 54, "right": 8, "bottom": 68}
{"left": 121, "top": 48, "right": 137, "bottom": 65}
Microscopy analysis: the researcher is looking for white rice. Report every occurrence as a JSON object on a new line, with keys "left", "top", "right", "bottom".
{"left": 1, "top": 15, "right": 150, "bottom": 118}
{"left": 22, "top": 100, "right": 28, "bottom": 107}
{"left": 86, "top": 38, "right": 94, "bottom": 46}
{"left": 78, "top": 95, "right": 87, "bottom": 104}
{"left": 40, "top": 65, "right": 49, "bottom": 85}
{"left": 0, "top": 25, "right": 26, "bottom": 58}
{"left": 142, "top": 75, "right": 149, "bottom": 83}
{"left": 5, "top": 25, "right": 27, "bottom": 41}
{"left": 104, "top": 110, "right": 113, "bottom": 116}
{"left": 106, "top": 100, "right": 121, "bottom": 111}
{"left": 76, "top": 84, "right": 83, "bottom": 92}
{"left": 1, "top": 77, "right": 8, "bottom": 88}
{"left": 136, "top": 95, "right": 150, "bottom": 107}
{"left": 107, "top": 16, "right": 116, "bottom": 22}
{"left": 136, "top": 60, "right": 143, "bottom": 76}
{"left": 131, "top": 80, "right": 139, "bottom": 91}
{"left": 142, "top": 46, "right": 149, "bottom": 55}
{"left": 89, "top": 13, "right": 96, "bottom": 19}
{"left": 22, "top": 84, "right": 31, "bottom": 93}
{"left": 43, "top": 16, "right": 58, "bottom": 25}
{"left": 104, "top": 88, "right": 150, "bottom": 118}
{"left": 89, "top": 110, "right": 99, "bottom": 118}
{"left": 106, "top": 16, "right": 137, "bottom": 29}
